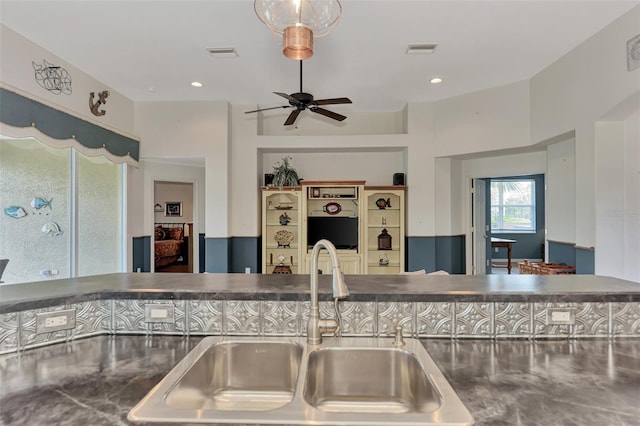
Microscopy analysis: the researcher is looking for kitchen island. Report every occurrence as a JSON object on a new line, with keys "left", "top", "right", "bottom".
{"left": 0, "top": 334, "right": 638, "bottom": 426}
{"left": 0, "top": 273, "right": 639, "bottom": 425}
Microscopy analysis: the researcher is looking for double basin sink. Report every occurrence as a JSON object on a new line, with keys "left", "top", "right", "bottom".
{"left": 128, "top": 336, "right": 474, "bottom": 425}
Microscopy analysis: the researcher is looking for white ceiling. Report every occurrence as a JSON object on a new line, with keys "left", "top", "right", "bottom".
{"left": 1, "top": 0, "right": 638, "bottom": 113}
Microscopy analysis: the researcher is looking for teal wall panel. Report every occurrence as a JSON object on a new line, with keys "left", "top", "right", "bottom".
{"left": 435, "top": 235, "right": 466, "bottom": 274}
{"left": 230, "top": 237, "right": 260, "bottom": 274}
{"left": 548, "top": 241, "right": 594, "bottom": 274}
{"left": 576, "top": 247, "right": 595, "bottom": 274}
{"left": 205, "top": 238, "right": 231, "bottom": 273}
{"left": 548, "top": 241, "right": 576, "bottom": 266}
{"left": 407, "top": 236, "right": 465, "bottom": 274}
{"left": 132, "top": 236, "right": 151, "bottom": 272}
{"left": 407, "top": 237, "right": 437, "bottom": 272}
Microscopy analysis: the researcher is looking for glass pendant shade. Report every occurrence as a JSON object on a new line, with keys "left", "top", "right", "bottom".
{"left": 254, "top": 0, "right": 342, "bottom": 60}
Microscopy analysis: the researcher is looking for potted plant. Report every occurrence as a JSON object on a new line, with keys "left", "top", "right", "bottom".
{"left": 271, "top": 156, "right": 300, "bottom": 188}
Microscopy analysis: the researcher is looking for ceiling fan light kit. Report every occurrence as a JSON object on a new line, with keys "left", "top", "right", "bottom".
{"left": 250, "top": 1, "right": 348, "bottom": 125}
{"left": 254, "top": 0, "right": 342, "bottom": 60}
{"left": 283, "top": 25, "right": 313, "bottom": 60}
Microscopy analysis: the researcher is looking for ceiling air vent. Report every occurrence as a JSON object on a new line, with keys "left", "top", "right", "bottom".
{"left": 406, "top": 44, "right": 438, "bottom": 55}
{"left": 207, "top": 47, "right": 238, "bottom": 58}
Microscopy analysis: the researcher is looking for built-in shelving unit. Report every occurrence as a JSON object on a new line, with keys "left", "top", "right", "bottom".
{"left": 261, "top": 187, "right": 302, "bottom": 274}
{"left": 261, "top": 181, "right": 405, "bottom": 274}
{"left": 302, "top": 181, "right": 365, "bottom": 275}
{"left": 363, "top": 187, "right": 406, "bottom": 274}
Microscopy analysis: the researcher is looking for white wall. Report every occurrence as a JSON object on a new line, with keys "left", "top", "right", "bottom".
{"left": 434, "top": 158, "right": 463, "bottom": 236}
{"left": 434, "top": 80, "right": 531, "bottom": 157}
{"left": 405, "top": 102, "right": 437, "bottom": 236}
{"left": 262, "top": 151, "right": 405, "bottom": 186}
{"left": 530, "top": 6, "right": 640, "bottom": 248}
{"left": 134, "top": 101, "right": 228, "bottom": 237}
{"left": 0, "top": 25, "right": 135, "bottom": 139}
{"left": 258, "top": 110, "right": 406, "bottom": 136}
{"left": 546, "top": 138, "right": 576, "bottom": 245}
{"left": 623, "top": 110, "right": 640, "bottom": 282}
{"left": 595, "top": 108, "right": 640, "bottom": 281}
{"left": 229, "top": 102, "right": 432, "bottom": 238}
{"left": 154, "top": 182, "right": 194, "bottom": 224}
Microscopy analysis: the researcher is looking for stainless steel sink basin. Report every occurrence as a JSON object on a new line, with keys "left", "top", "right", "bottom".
{"left": 164, "top": 341, "right": 302, "bottom": 411}
{"left": 128, "top": 336, "right": 474, "bottom": 425}
{"left": 304, "top": 347, "right": 441, "bottom": 414}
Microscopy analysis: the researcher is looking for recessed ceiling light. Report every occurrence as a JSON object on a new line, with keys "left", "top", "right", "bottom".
{"left": 406, "top": 44, "right": 438, "bottom": 54}
{"left": 147, "top": 86, "right": 156, "bottom": 92}
{"left": 191, "top": 81, "right": 203, "bottom": 88}
{"left": 207, "top": 47, "right": 238, "bottom": 58}
{"left": 430, "top": 77, "right": 443, "bottom": 84}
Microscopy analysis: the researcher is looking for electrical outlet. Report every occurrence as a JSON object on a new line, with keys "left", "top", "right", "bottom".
{"left": 546, "top": 308, "right": 575, "bottom": 325}
{"left": 36, "top": 309, "right": 76, "bottom": 334}
{"left": 45, "top": 315, "right": 67, "bottom": 327}
{"left": 144, "top": 304, "right": 175, "bottom": 323}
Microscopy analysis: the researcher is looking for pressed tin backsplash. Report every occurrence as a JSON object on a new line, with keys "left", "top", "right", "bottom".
{"left": 1, "top": 299, "right": 639, "bottom": 354}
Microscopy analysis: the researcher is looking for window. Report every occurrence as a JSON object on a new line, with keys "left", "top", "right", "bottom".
{"left": 0, "top": 137, "right": 123, "bottom": 284}
{"left": 490, "top": 179, "right": 536, "bottom": 232}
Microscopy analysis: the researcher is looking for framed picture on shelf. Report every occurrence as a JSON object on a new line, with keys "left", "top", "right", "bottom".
{"left": 312, "top": 187, "right": 321, "bottom": 198}
{"left": 165, "top": 202, "right": 182, "bottom": 217}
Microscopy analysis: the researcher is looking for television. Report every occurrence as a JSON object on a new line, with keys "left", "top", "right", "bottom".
{"left": 307, "top": 216, "right": 358, "bottom": 250}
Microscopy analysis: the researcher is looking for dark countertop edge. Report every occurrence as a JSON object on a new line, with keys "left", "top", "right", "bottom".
{"left": 2, "top": 289, "right": 639, "bottom": 314}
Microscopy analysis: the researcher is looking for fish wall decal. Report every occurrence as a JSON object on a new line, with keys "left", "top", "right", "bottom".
{"left": 41, "top": 222, "right": 63, "bottom": 236}
{"left": 31, "top": 197, "right": 52, "bottom": 210}
{"left": 4, "top": 206, "right": 27, "bottom": 219}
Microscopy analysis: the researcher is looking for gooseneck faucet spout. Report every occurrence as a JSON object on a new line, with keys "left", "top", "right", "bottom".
{"left": 307, "top": 239, "right": 350, "bottom": 345}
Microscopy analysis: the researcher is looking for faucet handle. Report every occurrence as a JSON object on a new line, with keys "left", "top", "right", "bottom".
{"left": 392, "top": 325, "right": 406, "bottom": 347}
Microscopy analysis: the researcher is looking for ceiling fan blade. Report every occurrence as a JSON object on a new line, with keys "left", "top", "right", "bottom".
{"left": 274, "top": 92, "right": 299, "bottom": 103}
{"left": 311, "top": 107, "right": 347, "bottom": 122}
{"left": 284, "top": 109, "right": 302, "bottom": 126}
{"left": 245, "top": 105, "right": 291, "bottom": 114}
{"left": 313, "top": 97, "right": 352, "bottom": 106}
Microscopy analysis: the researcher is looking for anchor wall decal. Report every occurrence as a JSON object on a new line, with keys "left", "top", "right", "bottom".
{"left": 89, "top": 90, "right": 109, "bottom": 116}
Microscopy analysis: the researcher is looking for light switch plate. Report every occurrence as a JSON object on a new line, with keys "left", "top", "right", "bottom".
{"left": 546, "top": 308, "right": 575, "bottom": 325}
{"left": 144, "top": 304, "right": 175, "bottom": 323}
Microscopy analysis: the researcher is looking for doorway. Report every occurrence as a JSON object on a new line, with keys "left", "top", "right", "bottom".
{"left": 154, "top": 181, "right": 194, "bottom": 273}
{"left": 471, "top": 174, "right": 545, "bottom": 275}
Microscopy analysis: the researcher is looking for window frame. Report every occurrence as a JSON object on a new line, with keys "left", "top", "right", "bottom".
{"left": 490, "top": 178, "right": 536, "bottom": 234}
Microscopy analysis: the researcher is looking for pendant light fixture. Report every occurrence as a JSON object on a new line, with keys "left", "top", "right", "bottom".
{"left": 254, "top": 0, "right": 342, "bottom": 60}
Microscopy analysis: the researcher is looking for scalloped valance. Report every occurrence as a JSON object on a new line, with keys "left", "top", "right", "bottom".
{"left": 0, "top": 88, "right": 139, "bottom": 165}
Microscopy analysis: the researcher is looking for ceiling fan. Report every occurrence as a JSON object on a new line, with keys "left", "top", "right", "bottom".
{"left": 245, "top": 61, "right": 352, "bottom": 126}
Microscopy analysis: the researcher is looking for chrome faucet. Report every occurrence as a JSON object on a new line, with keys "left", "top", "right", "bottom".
{"left": 307, "top": 239, "right": 350, "bottom": 345}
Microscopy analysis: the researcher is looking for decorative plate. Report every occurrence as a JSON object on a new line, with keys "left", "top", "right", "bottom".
{"left": 376, "top": 198, "right": 391, "bottom": 209}
{"left": 323, "top": 202, "right": 342, "bottom": 215}
{"left": 274, "top": 229, "right": 294, "bottom": 247}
